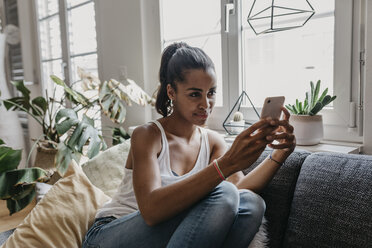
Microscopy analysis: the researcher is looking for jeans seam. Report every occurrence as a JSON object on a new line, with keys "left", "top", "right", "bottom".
{"left": 183, "top": 198, "right": 210, "bottom": 247}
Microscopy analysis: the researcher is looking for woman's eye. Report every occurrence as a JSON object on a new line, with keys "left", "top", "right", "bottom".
{"left": 190, "top": 92, "right": 200, "bottom": 97}
{"left": 208, "top": 90, "right": 216, "bottom": 97}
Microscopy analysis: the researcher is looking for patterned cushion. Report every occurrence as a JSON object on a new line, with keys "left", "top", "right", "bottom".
{"left": 243, "top": 149, "right": 310, "bottom": 248}
{"left": 284, "top": 152, "right": 372, "bottom": 248}
{"left": 82, "top": 140, "right": 130, "bottom": 197}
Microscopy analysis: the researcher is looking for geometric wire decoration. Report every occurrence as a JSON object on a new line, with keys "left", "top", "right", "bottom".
{"left": 247, "top": 0, "right": 315, "bottom": 35}
{"left": 222, "top": 91, "right": 261, "bottom": 135}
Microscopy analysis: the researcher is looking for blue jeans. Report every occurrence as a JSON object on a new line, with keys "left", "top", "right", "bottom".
{"left": 83, "top": 181, "right": 265, "bottom": 248}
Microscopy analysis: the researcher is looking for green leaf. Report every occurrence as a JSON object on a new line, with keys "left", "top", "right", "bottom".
{"left": 112, "top": 127, "right": 130, "bottom": 145}
{"left": 0, "top": 138, "right": 5, "bottom": 145}
{"left": 309, "top": 102, "right": 323, "bottom": 116}
{"left": 318, "top": 88, "right": 329, "bottom": 103}
{"left": 50, "top": 75, "right": 89, "bottom": 106}
{"left": 313, "top": 80, "right": 321, "bottom": 104}
{"left": 6, "top": 189, "right": 36, "bottom": 215}
{"left": 0, "top": 167, "right": 49, "bottom": 199}
{"left": 55, "top": 108, "right": 79, "bottom": 134}
{"left": 11, "top": 81, "right": 31, "bottom": 99}
{"left": 0, "top": 146, "right": 22, "bottom": 173}
{"left": 99, "top": 80, "right": 127, "bottom": 123}
{"left": 31, "top": 96, "right": 47, "bottom": 116}
{"left": 310, "top": 81, "right": 315, "bottom": 106}
{"left": 55, "top": 143, "right": 75, "bottom": 176}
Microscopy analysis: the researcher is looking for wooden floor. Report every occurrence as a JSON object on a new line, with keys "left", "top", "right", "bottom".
{"left": 0, "top": 199, "right": 35, "bottom": 233}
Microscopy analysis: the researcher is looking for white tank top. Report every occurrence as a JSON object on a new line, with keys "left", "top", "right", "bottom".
{"left": 96, "top": 120, "right": 211, "bottom": 219}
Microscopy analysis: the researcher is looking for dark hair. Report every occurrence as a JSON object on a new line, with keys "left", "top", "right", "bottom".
{"left": 155, "top": 42, "right": 215, "bottom": 117}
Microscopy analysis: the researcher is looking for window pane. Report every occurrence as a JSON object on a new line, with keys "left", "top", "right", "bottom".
{"left": 39, "top": 15, "right": 62, "bottom": 60}
{"left": 66, "top": 0, "right": 91, "bottom": 8}
{"left": 42, "top": 59, "right": 64, "bottom": 101}
{"left": 161, "top": 0, "right": 221, "bottom": 41}
{"left": 160, "top": 0, "right": 223, "bottom": 106}
{"left": 37, "top": 0, "right": 59, "bottom": 19}
{"left": 241, "top": 0, "right": 335, "bottom": 107}
{"left": 70, "top": 54, "right": 98, "bottom": 83}
{"left": 67, "top": 2, "right": 97, "bottom": 56}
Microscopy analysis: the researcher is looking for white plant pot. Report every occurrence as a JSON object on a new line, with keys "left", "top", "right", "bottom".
{"left": 289, "top": 115, "right": 324, "bottom": 145}
{"left": 230, "top": 120, "right": 245, "bottom": 135}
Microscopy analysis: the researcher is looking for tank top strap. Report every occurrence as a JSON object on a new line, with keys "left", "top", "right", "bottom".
{"left": 149, "top": 120, "right": 168, "bottom": 161}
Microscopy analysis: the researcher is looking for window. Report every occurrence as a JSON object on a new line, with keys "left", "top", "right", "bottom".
{"left": 159, "top": 0, "right": 358, "bottom": 142}
{"left": 35, "top": 0, "right": 99, "bottom": 126}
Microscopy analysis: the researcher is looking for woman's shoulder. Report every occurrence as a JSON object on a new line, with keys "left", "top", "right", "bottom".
{"left": 132, "top": 122, "right": 161, "bottom": 140}
{"left": 131, "top": 122, "right": 162, "bottom": 150}
{"left": 204, "top": 128, "right": 226, "bottom": 148}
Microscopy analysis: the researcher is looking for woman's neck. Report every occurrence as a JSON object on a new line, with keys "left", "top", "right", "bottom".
{"left": 159, "top": 114, "right": 198, "bottom": 141}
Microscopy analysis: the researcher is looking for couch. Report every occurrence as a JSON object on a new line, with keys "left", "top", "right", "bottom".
{"left": 245, "top": 149, "right": 372, "bottom": 248}
{"left": 1, "top": 142, "right": 372, "bottom": 247}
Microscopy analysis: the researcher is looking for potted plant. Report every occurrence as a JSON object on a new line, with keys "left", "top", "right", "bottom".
{"left": 285, "top": 80, "right": 336, "bottom": 145}
{"left": 0, "top": 138, "right": 50, "bottom": 215}
{"left": 0, "top": 69, "right": 154, "bottom": 214}
{"left": 229, "top": 111, "right": 245, "bottom": 135}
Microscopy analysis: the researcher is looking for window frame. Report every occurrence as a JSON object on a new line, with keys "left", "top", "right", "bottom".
{"left": 206, "top": 0, "right": 362, "bottom": 143}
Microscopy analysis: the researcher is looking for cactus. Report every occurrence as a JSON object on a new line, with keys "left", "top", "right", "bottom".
{"left": 233, "top": 111, "right": 244, "bottom": 122}
{"left": 285, "top": 80, "right": 336, "bottom": 116}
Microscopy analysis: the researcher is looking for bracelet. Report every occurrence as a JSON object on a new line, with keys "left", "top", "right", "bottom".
{"left": 213, "top": 159, "right": 226, "bottom": 181}
{"left": 268, "top": 153, "right": 284, "bottom": 167}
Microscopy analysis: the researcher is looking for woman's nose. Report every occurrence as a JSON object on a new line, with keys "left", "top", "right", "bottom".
{"left": 199, "top": 97, "right": 210, "bottom": 109}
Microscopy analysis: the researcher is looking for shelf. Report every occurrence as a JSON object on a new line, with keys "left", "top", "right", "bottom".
{"left": 222, "top": 133, "right": 363, "bottom": 154}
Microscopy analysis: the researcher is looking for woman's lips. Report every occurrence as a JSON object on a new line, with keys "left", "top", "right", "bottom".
{"left": 195, "top": 113, "right": 208, "bottom": 119}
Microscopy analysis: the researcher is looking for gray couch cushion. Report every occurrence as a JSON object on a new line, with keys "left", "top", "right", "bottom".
{"left": 243, "top": 149, "right": 310, "bottom": 248}
{"left": 0, "top": 229, "right": 14, "bottom": 246}
{"left": 284, "top": 152, "right": 372, "bottom": 248}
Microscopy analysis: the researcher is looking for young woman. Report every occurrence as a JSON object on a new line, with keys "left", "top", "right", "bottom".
{"left": 83, "top": 42, "right": 296, "bottom": 248}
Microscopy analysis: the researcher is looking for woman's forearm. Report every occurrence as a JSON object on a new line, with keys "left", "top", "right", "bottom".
{"left": 235, "top": 156, "right": 281, "bottom": 193}
{"left": 135, "top": 161, "right": 235, "bottom": 226}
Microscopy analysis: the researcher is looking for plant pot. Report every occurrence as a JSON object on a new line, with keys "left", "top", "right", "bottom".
{"left": 33, "top": 144, "right": 60, "bottom": 184}
{"left": 229, "top": 120, "right": 245, "bottom": 135}
{"left": 289, "top": 115, "right": 323, "bottom": 145}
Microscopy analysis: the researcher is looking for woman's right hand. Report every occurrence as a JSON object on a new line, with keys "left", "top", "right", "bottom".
{"left": 219, "top": 118, "right": 279, "bottom": 174}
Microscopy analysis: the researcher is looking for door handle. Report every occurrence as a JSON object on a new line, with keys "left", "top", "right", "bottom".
{"left": 224, "top": 3, "right": 235, "bottom": 33}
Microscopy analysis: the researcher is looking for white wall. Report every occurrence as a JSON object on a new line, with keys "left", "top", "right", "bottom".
{"left": 94, "top": 0, "right": 161, "bottom": 144}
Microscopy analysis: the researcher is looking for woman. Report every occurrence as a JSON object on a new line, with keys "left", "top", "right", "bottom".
{"left": 83, "top": 42, "right": 296, "bottom": 248}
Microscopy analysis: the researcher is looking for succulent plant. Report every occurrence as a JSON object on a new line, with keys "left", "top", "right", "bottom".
{"left": 233, "top": 111, "right": 244, "bottom": 122}
{"left": 285, "top": 80, "right": 336, "bottom": 116}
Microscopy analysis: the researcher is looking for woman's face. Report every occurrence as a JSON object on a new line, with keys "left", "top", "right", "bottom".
{"left": 168, "top": 68, "right": 217, "bottom": 126}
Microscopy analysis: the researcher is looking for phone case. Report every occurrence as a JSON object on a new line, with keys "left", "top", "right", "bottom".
{"left": 260, "top": 96, "right": 285, "bottom": 119}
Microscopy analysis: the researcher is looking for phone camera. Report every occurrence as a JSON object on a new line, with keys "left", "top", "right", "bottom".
{"left": 267, "top": 100, "right": 271, "bottom": 103}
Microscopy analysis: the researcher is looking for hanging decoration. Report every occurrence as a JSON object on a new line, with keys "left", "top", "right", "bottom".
{"left": 247, "top": 0, "right": 315, "bottom": 35}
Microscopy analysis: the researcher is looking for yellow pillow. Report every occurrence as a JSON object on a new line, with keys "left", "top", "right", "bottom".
{"left": 1, "top": 161, "right": 111, "bottom": 248}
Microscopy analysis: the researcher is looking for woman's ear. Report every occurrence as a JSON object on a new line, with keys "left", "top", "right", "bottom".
{"left": 167, "top": 84, "right": 176, "bottom": 101}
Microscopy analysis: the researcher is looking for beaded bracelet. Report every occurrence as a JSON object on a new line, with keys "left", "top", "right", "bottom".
{"left": 213, "top": 159, "right": 226, "bottom": 181}
{"left": 268, "top": 153, "right": 284, "bottom": 167}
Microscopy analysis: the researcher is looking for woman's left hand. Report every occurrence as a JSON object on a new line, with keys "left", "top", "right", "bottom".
{"left": 267, "top": 107, "right": 296, "bottom": 162}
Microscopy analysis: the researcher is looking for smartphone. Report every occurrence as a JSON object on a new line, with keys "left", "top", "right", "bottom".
{"left": 260, "top": 96, "right": 285, "bottom": 119}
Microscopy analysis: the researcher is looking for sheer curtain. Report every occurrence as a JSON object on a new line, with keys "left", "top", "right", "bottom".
{"left": 0, "top": 32, "right": 26, "bottom": 168}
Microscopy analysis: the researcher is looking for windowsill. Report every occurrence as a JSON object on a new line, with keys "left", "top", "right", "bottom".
{"left": 220, "top": 132, "right": 363, "bottom": 154}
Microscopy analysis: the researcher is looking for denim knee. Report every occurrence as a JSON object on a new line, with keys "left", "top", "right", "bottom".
{"left": 239, "top": 189, "right": 266, "bottom": 223}
{"left": 212, "top": 181, "right": 240, "bottom": 216}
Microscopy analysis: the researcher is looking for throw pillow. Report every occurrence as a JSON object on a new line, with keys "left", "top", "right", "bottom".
{"left": 35, "top": 183, "right": 52, "bottom": 203}
{"left": 82, "top": 140, "right": 130, "bottom": 197}
{"left": 1, "top": 160, "right": 111, "bottom": 248}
